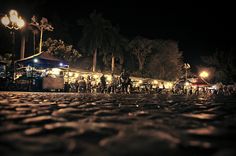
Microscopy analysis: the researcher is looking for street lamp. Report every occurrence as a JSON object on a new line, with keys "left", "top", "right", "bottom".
{"left": 1, "top": 9, "right": 25, "bottom": 80}
{"left": 183, "top": 63, "right": 190, "bottom": 81}
{"left": 199, "top": 71, "right": 209, "bottom": 78}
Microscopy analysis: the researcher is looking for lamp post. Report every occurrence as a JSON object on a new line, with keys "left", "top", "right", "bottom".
{"left": 183, "top": 63, "right": 190, "bottom": 81}
{"left": 1, "top": 10, "right": 25, "bottom": 80}
{"left": 30, "top": 16, "right": 54, "bottom": 53}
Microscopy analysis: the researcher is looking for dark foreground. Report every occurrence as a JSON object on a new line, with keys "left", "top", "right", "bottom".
{"left": 0, "top": 92, "right": 236, "bottom": 156}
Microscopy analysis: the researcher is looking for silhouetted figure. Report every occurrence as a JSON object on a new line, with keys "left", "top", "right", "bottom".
{"left": 110, "top": 73, "right": 117, "bottom": 93}
{"left": 100, "top": 74, "right": 106, "bottom": 93}
{"left": 86, "top": 75, "right": 92, "bottom": 93}
{"left": 119, "top": 69, "right": 131, "bottom": 93}
{"left": 79, "top": 77, "right": 86, "bottom": 92}
{"left": 75, "top": 80, "right": 79, "bottom": 92}
{"left": 64, "top": 82, "right": 70, "bottom": 92}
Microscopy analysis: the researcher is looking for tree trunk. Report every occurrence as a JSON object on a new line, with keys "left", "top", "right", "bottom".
{"left": 120, "top": 55, "right": 124, "bottom": 65}
{"left": 139, "top": 64, "right": 143, "bottom": 71}
{"left": 39, "top": 27, "right": 43, "bottom": 53}
{"left": 33, "top": 32, "right": 36, "bottom": 53}
{"left": 20, "top": 34, "right": 25, "bottom": 59}
{"left": 92, "top": 48, "right": 97, "bottom": 72}
{"left": 138, "top": 57, "right": 143, "bottom": 71}
{"left": 11, "top": 31, "right": 16, "bottom": 80}
{"left": 111, "top": 53, "right": 115, "bottom": 73}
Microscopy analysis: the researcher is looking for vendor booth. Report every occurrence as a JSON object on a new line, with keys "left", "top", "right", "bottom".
{"left": 15, "top": 52, "right": 68, "bottom": 91}
{"left": 191, "top": 77, "right": 210, "bottom": 88}
{"left": 0, "top": 61, "right": 7, "bottom": 78}
{"left": 0, "top": 61, "right": 7, "bottom": 90}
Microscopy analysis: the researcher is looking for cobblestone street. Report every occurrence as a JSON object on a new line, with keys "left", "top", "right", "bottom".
{"left": 0, "top": 92, "right": 236, "bottom": 156}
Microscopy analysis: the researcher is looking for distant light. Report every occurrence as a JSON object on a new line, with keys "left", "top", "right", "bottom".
{"left": 185, "top": 82, "right": 190, "bottom": 86}
{"left": 69, "top": 72, "right": 74, "bottom": 77}
{"left": 106, "top": 75, "right": 112, "bottom": 82}
{"left": 74, "top": 73, "right": 79, "bottom": 77}
{"left": 52, "top": 68, "right": 61, "bottom": 75}
{"left": 33, "top": 58, "right": 38, "bottom": 63}
{"left": 16, "top": 16, "right": 25, "bottom": 28}
{"left": 1, "top": 15, "right": 10, "bottom": 26}
{"left": 9, "top": 10, "right": 18, "bottom": 23}
{"left": 9, "top": 10, "right": 18, "bottom": 17}
{"left": 59, "top": 63, "right": 63, "bottom": 66}
{"left": 93, "top": 74, "right": 99, "bottom": 79}
{"left": 153, "top": 80, "right": 158, "bottom": 84}
{"left": 199, "top": 71, "right": 209, "bottom": 78}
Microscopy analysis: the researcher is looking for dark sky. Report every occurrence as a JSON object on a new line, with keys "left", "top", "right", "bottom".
{"left": 0, "top": 0, "right": 235, "bottom": 69}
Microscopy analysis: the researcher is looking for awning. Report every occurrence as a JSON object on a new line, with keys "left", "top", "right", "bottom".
{"left": 0, "top": 61, "right": 7, "bottom": 65}
{"left": 191, "top": 78, "right": 210, "bottom": 87}
{"left": 16, "top": 52, "right": 68, "bottom": 68}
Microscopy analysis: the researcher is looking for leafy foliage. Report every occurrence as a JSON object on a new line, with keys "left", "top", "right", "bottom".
{"left": 102, "top": 27, "right": 128, "bottom": 72}
{"left": 146, "top": 40, "right": 183, "bottom": 80}
{"left": 78, "top": 11, "right": 116, "bottom": 71}
{"left": 202, "top": 50, "right": 236, "bottom": 83}
{"left": 42, "top": 38, "right": 81, "bottom": 65}
{"left": 128, "top": 37, "right": 153, "bottom": 71}
{"left": 78, "top": 11, "right": 113, "bottom": 55}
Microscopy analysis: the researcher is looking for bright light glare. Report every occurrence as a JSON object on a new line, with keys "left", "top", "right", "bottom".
{"left": 9, "top": 10, "right": 18, "bottom": 17}
{"left": 51, "top": 68, "right": 61, "bottom": 75}
{"left": 17, "top": 17, "right": 25, "bottom": 28}
{"left": 33, "top": 58, "right": 38, "bottom": 63}
{"left": 1, "top": 15, "right": 10, "bottom": 26}
{"left": 199, "top": 71, "right": 209, "bottom": 78}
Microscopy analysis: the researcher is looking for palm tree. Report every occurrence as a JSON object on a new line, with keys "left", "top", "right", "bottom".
{"left": 30, "top": 16, "right": 54, "bottom": 54}
{"left": 107, "top": 27, "right": 127, "bottom": 73}
{"left": 78, "top": 11, "right": 113, "bottom": 72}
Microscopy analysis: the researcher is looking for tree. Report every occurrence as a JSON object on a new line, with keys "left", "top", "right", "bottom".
{"left": 104, "top": 27, "right": 127, "bottom": 73}
{"left": 202, "top": 50, "right": 236, "bottom": 83}
{"left": 42, "top": 38, "right": 81, "bottom": 65}
{"left": 78, "top": 11, "right": 113, "bottom": 72}
{"left": 146, "top": 40, "right": 183, "bottom": 80}
{"left": 128, "top": 37, "right": 153, "bottom": 71}
{"left": 30, "top": 16, "right": 54, "bottom": 53}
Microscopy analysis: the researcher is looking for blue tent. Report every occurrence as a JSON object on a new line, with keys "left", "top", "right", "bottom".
{"left": 16, "top": 52, "right": 68, "bottom": 68}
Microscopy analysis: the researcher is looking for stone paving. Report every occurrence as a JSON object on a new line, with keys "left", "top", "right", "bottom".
{"left": 0, "top": 92, "right": 236, "bottom": 156}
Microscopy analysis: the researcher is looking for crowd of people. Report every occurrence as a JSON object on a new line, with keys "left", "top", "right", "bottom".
{"left": 1, "top": 65, "right": 235, "bottom": 96}
{"left": 63, "top": 69, "right": 236, "bottom": 96}
{"left": 172, "top": 82, "right": 236, "bottom": 96}
{"left": 64, "top": 69, "right": 132, "bottom": 94}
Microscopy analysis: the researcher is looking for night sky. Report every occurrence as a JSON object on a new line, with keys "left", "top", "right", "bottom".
{"left": 0, "top": 0, "right": 235, "bottom": 69}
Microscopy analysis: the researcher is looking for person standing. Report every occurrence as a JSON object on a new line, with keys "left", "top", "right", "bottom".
{"left": 110, "top": 73, "right": 117, "bottom": 93}
{"left": 100, "top": 74, "right": 106, "bottom": 93}
{"left": 79, "top": 77, "right": 86, "bottom": 93}
{"left": 119, "top": 69, "right": 130, "bottom": 93}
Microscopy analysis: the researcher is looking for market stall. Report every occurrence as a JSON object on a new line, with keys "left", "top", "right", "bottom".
{"left": 0, "top": 61, "right": 7, "bottom": 90}
{"left": 15, "top": 52, "right": 68, "bottom": 91}
{"left": 0, "top": 61, "right": 7, "bottom": 78}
